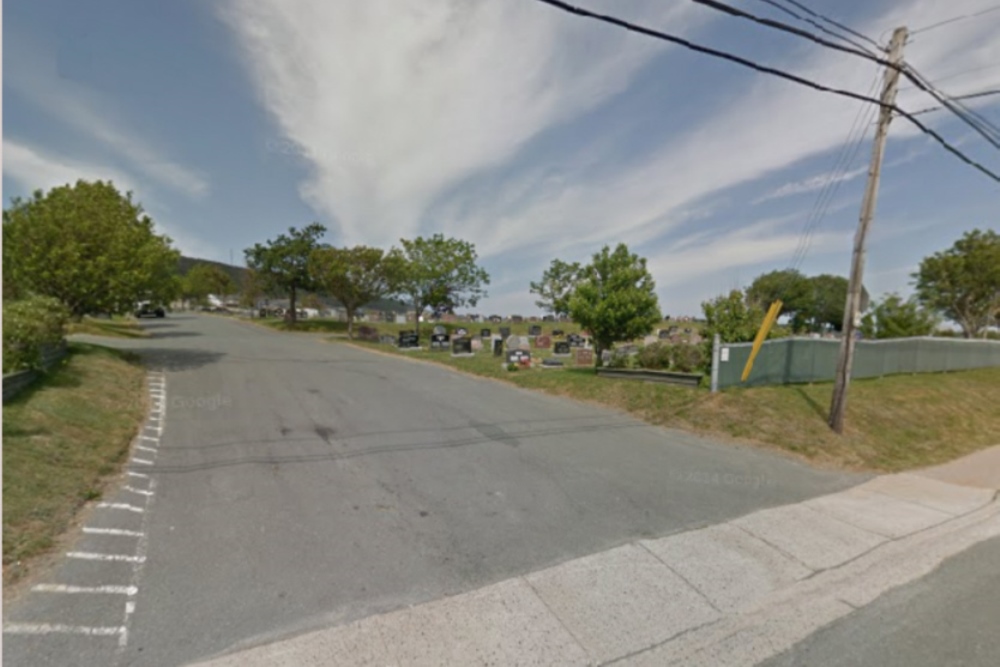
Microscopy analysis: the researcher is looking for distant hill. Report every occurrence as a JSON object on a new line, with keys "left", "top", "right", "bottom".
{"left": 178, "top": 256, "right": 249, "bottom": 287}
{"left": 178, "top": 256, "right": 409, "bottom": 312}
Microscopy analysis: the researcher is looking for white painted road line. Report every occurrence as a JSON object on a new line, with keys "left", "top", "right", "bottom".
{"left": 3, "top": 623, "right": 125, "bottom": 637}
{"left": 32, "top": 584, "right": 138, "bottom": 596}
{"left": 138, "top": 435, "right": 159, "bottom": 442}
{"left": 132, "top": 458, "right": 155, "bottom": 466}
{"left": 135, "top": 445, "right": 157, "bottom": 453}
{"left": 126, "top": 471, "right": 150, "bottom": 479}
{"left": 67, "top": 552, "right": 147, "bottom": 564}
{"left": 124, "top": 486, "right": 154, "bottom": 497}
{"left": 83, "top": 527, "right": 144, "bottom": 537}
{"left": 96, "top": 502, "right": 145, "bottom": 513}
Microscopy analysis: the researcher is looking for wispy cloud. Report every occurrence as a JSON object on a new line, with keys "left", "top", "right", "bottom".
{"left": 752, "top": 166, "right": 869, "bottom": 205}
{"left": 3, "top": 139, "right": 219, "bottom": 259}
{"left": 5, "top": 32, "right": 210, "bottom": 199}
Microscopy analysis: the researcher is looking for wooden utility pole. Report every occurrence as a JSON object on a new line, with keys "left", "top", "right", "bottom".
{"left": 829, "top": 26, "right": 907, "bottom": 434}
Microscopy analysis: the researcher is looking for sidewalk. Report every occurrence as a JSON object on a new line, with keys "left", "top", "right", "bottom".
{"left": 191, "top": 447, "right": 1000, "bottom": 667}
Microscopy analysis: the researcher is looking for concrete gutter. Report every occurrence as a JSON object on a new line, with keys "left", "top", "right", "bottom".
{"left": 189, "top": 446, "right": 1000, "bottom": 667}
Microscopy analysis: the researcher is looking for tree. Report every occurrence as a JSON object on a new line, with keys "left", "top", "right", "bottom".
{"left": 239, "top": 269, "right": 266, "bottom": 310}
{"left": 860, "top": 293, "right": 938, "bottom": 339}
{"left": 568, "top": 243, "right": 661, "bottom": 367}
{"left": 530, "top": 259, "right": 582, "bottom": 317}
{"left": 3, "top": 180, "right": 180, "bottom": 319}
{"left": 309, "top": 245, "right": 401, "bottom": 339}
{"left": 396, "top": 235, "right": 490, "bottom": 337}
{"left": 746, "top": 269, "right": 813, "bottom": 332}
{"left": 183, "top": 263, "right": 236, "bottom": 306}
{"left": 801, "top": 274, "right": 863, "bottom": 333}
{"left": 701, "top": 289, "right": 793, "bottom": 370}
{"left": 244, "top": 223, "right": 326, "bottom": 326}
{"left": 914, "top": 229, "right": 1000, "bottom": 339}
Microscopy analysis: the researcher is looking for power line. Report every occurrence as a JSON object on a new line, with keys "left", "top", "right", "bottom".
{"left": 776, "top": 0, "right": 882, "bottom": 50}
{"left": 909, "top": 89, "right": 1000, "bottom": 116}
{"left": 788, "top": 75, "right": 881, "bottom": 273}
{"left": 911, "top": 5, "right": 1000, "bottom": 35}
{"left": 753, "top": 0, "right": 880, "bottom": 56}
{"left": 903, "top": 63, "right": 1000, "bottom": 147}
{"left": 531, "top": 0, "right": 1000, "bottom": 182}
{"left": 686, "top": 0, "right": 1000, "bottom": 152}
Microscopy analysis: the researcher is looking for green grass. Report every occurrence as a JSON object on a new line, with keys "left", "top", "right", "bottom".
{"left": 2, "top": 343, "right": 147, "bottom": 586}
{"left": 67, "top": 316, "right": 149, "bottom": 338}
{"left": 344, "top": 338, "right": 1000, "bottom": 473}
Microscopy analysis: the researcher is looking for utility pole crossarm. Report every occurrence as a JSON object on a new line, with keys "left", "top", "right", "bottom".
{"left": 828, "top": 26, "right": 908, "bottom": 435}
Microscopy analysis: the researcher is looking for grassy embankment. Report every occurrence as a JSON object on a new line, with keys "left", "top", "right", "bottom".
{"left": 3, "top": 343, "right": 147, "bottom": 587}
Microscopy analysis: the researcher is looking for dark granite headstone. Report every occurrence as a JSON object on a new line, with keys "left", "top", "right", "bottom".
{"left": 493, "top": 338, "right": 503, "bottom": 356}
{"left": 553, "top": 341, "right": 571, "bottom": 356}
{"left": 481, "top": 328, "right": 492, "bottom": 338}
{"left": 499, "top": 327, "right": 511, "bottom": 339}
{"left": 452, "top": 338, "right": 473, "bottom": 356}
{"left": 398, "top": 331, "right": 419, "bottom": 348}
{"left": 430, "top": 333, "right": 450, "bottom": 350}
{"left": 528, "top": 324, "right": 542, "bottom": 336}
{"left": 552, "top": 329, "right": 564, "bottom": 337}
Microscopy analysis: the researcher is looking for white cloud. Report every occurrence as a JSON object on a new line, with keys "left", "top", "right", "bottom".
{"left": 218, "top": 0, "right": 704, "bottom": 247}
{"left": 220, "top": 0, "right": 999, "bottom": 314}
{"left": 2, "top": 139, "right": 219, "bottom": 259}
{"left": 5, "top": 32, "right": 210, "bottom": 199}
{"left": 752, "top": 166, "right": 870, "bottom": 205}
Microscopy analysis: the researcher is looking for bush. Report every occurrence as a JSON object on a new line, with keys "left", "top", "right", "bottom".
{"left": 669, "top": 343, "right": 704, "bottom": 373}
{"left": 3, "top": 296, "right": 69, "bottom": 373}
{"left": 636, "top": 342, "right": 672, "bottom": 370}
{"left": 605, "top": 348, "right": 632, "bottom": 368}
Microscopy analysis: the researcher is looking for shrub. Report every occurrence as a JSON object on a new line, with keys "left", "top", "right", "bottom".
{"left": 3, "top": 296, "right": 69, "bottom": 373}
{"left": 669, "top": 343, "right": 704, "bottom": 373}
{"left": 605, "top": 348, "right": 632, "bottom": 368}
{"left": 636, "top": 342, "right": 672, "bottom": 370}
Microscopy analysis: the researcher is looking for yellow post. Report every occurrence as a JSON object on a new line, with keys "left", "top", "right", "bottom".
{"left": 741, "top": 300, "right": 782, "bottom": 382}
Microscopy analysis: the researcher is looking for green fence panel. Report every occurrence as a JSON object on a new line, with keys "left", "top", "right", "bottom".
{"left": 717, "top": 337, "right": 1000, "bottom": 389}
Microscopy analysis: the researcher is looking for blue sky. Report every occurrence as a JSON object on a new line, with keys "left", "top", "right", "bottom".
{"left": 4, "top": 0, "right": 999, "bottom": 317}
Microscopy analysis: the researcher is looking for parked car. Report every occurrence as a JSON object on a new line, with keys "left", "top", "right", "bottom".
{"left": 135, "top": 301, "right": 166, "bottom": 318}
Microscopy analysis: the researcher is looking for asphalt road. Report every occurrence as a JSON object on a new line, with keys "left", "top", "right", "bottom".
{"left": 6, "top": 314, "right": 864, "bottom": 666}
{"left": 761, "top": 535, "right": 1000, "bottom": 667}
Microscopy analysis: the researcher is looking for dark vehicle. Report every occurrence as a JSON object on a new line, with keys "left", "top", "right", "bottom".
{"left": 135, "top": 301, "right": 166, "bottom": 318}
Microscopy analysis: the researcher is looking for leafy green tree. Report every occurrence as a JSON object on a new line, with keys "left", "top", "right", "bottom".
{"left": 239, "top": 269, "right": 266, "bottom": 310}
{"left": 860, "top": 293, "right": 938, "bottom": 339}
{"left": 183, "top": 263, "right": 236, "bottom": 306}
{"left": 568, "top": 243, "right": 661, "bottom": 367}
{"left": 700, "top": 289, "right": 791, "bottom": 370}
{"left": 309, "top": 245, "right": 401, "bottom": 339}
{"left": 244, "top": 223, "right": 327, "bottom": 325}
{"left": 3, "top": 180, "right": 180, "bottom": 319}
{"left": 746, "top": 269, "right": 813, "bottom": 332}
{"left": 530, "top": 259, "right": 582, "bottom": 317}
{"left": 396, "top": 234, "right": 490, "bottom": 337}
{"left": 801, "top": 274, "right": 861, "bottom": 333}
{"left": 914, "top": 229, "right": 1000, "bottom": 339}
{"left": 3, "top": 295, "right": 70, "bottom": 373}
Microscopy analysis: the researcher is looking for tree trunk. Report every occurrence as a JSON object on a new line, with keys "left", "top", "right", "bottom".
{"left": 413, "top": 299, "right": 422, "bottom": 339}
{"left": 346, "top": 306, "right": 355, "bottom": 340}
{"left": 594, "top": 342, "right": 604, "bottom": 368}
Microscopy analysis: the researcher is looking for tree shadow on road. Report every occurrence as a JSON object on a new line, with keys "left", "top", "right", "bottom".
{"left": 135, "top": 348, "right": 226, "bottom": 372}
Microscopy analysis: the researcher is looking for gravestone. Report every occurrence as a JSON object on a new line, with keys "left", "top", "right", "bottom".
{"left": 658, "top": 329, "right": 671, "bottom": 340}
{"left": 471, "top": 337, "right": 483, "bottom": 352}
{"left": 493, "top": 338, "right": 504, "bottom": 356}
{"left": 553, "top": 341, "right": 571, "bottom": 356}
{"left": 380, "top": 334, "right": 396, "bottom": 346}
{"left": 499, "top": 326, "right": 511, "bottom": 339}
{"left": 452, "top": 338, "right": 473, "bottom": 356}
{"left": 506, "top": 349, "right": 531, "bottom": 366}
{"left": 567, "top": 333, "right": 583, "bottom": 348}
{"left": 489, "top": 315, "right": 503, "bottom": 323}
{"left": 511, "top": 315, "right": 524, "bottom": 324}
{"left": 430, "top": 332, "right": 450, "bottom": 350}
{"left": 684, "top": 328, "right": 693, "bottom": 334}
{"left": 507, "top": 335, "right": 530, "bottom": 351}
{"left": 574, "top": 348, "right": 594, "bottom": 367}
{"left": 481, "top": 328, "right": 492, "bottom": 338}
{"left": 398, "top": 331, "right": 419, "bottom": 349}
{"left": 528, "top": 324, "right": 542, "bottom": 336}
{"left": 433, "top": 324, "right": 447, "bottom": 335}
{"left": 534, "top": 334, "right": 552, "bottom": 349}
{"left": 552, "top": 329, "right": 564, "bottom": 337}
{"left": 456, "top": 327, "right": 468, "bottom": 337}
{"left": 541, "top": 359, "right": 564, "bottom": 367}
{"left": 542, "top": 315, "right": 556, "bottom": 322}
